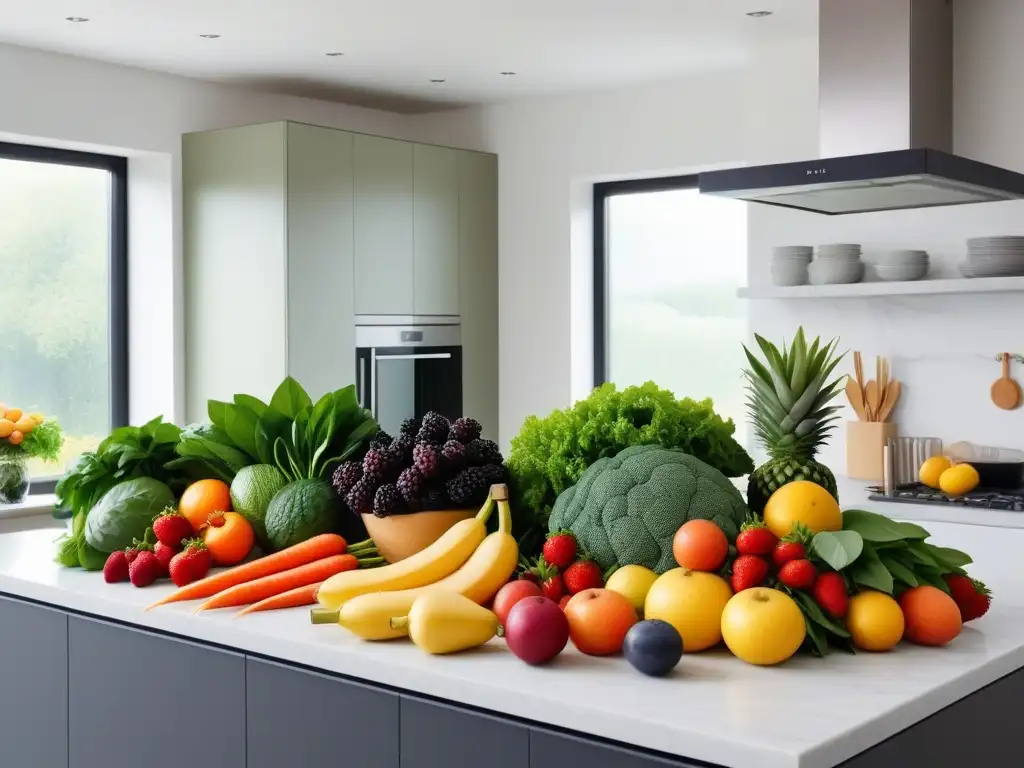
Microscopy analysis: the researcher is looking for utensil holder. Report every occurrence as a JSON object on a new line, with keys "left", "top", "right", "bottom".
{"left": 846, "top": 421, "right": 899, "bottom": 482}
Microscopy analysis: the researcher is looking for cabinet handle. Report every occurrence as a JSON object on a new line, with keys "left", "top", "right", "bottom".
{"left": 375, "top": 353, "right": 452, "bottom": 361}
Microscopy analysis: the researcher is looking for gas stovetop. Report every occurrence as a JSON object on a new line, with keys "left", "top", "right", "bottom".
{"left": 867, "top": 484, "right": 1024, "bottom": 511}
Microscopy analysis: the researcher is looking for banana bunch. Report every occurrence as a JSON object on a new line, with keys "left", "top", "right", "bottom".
{"left": 312, "top": 484, "right": 517, "bottom": 652}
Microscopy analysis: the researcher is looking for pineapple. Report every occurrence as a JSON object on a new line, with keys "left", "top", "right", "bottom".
{"left": 743, "top": 328, "right": 845, "bottom": 515}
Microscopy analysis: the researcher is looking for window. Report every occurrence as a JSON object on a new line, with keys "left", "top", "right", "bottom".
{"left": 594, "top": 176, "right": 748, "bottom": 444}
{"left": 0, "top": 142, "right": 127, "bottom": 489}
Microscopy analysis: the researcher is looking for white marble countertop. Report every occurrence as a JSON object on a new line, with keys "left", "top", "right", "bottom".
{"left": 0, "top": 521, "right": 1020, "bottom": 768}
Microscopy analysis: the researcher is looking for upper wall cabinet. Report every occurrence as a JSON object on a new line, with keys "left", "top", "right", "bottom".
{"left": 414, "top": 145, "right": 460, "bottom": 316}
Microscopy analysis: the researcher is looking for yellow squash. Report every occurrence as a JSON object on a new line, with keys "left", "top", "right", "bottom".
{"left": 315, "top": 491, "right": 495, "bottom": 611}
{"left": 396, "top": 592, "right": 498, "bottom": 655}
{"left": 314, "top": 488, "right": 517, "bottom": 639}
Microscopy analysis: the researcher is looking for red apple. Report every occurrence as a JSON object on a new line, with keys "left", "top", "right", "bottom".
{"left": 492, "top": 580, "right": 542, "bottom": 626}
{"left": 504, "top": 596, "right": 570, "bottom": 665}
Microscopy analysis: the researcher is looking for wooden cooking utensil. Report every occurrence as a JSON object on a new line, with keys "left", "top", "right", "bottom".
{"left": 864, "top": 379, "right": 881, "bottom": 421}
{"left": 992, "top": 353, "right": 1022, "bottom": 410}
{"left": 854, "top": 351, "right": 865, "bottom": 397}
{"left": 876, "top": 379, "right": 901, "bottom": 422}
{"left": 846, "top": 378, "right": 868, "bottom": 421}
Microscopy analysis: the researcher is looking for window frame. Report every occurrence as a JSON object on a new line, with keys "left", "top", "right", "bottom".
{"left": 0, "top": 141, "right": 129, "bottom": 494}
{"left": 592, "top": 174, "right": 699, "bottom": 388}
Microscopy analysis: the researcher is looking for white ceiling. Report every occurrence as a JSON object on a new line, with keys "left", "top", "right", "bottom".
{"left": 0, "top": 1, "right": 817, "bottom": 112}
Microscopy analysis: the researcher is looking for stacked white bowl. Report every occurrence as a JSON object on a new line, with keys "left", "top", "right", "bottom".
{"left": 808, "top": 243, "right": 864, "bottom": 285}
{"left": 959, "top": 236, "right": 1024, "bottom": 278}
{"left": 874, "top": 250, "right": 929, "bottom": 281}
{"left": 770, "top": 245, "right": 813, "bottom": 286}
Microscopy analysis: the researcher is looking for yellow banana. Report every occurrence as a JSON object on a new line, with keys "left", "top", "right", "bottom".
{"left": 316, "top": 486, "right": 517, "bottom": 640}
{"left": 395, "top": 592, "right": 499, "bottom": 655}
{"left": 314, "top": 490, "right": 495, "bottom": 612}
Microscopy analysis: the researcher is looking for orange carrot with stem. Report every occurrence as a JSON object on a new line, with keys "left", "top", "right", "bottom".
{"left": 146, "top": 534, "right": 361, "bottom": 610}
{"left": 197, "top": 555, "right": 365, "bottom": 612}
{"left": 233, "top": 582, "right": 326, "bottom": 617}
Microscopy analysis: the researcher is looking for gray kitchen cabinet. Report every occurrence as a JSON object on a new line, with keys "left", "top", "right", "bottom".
{"left": 354, "top": 134, "right": 415, "bottom": 316}
{"left": 457, "top": 150, "right": 500, "bottom": 440}
{"left": 246, "top": 658, "right": 399, "bottom": 768}
{"left": 400, "top": 696, "right": 529, "bottom": 768}
{"left": 68, "top": 616, "right": 245, "bottom": 768}
{"left": 531, "top": 729, "right": 696, "bottom": 767}
{"left": 413, "top": 144, "right": 460, "bottom": 316}
{"left": 0, "top": 596, "right": 68, "bottom": 768}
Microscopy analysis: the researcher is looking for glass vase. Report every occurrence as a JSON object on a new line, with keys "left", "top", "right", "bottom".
{"left": 0, "top": 455, "right": 30, "bottom": 504}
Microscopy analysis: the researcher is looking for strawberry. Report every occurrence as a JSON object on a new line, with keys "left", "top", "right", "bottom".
{"left": 152, "top": 508, "right": 193, "bottom": 549}
{"left": 541, "top": 573, "right": 565, "bottom": 601}
{"left": 124, "top": 546, "right": 142, "bottom": 565}
{"left": 519, "top": 572, "right": 539, "bottom": 584}
{"left": 736, "top": 521, "right": 777, "bottom": 557}
{"left": 563, "top": 559, "right": 604, "bottom": 594}
{"left": 154, "top": 541, "right": 177, "bottom": 575}
{"left": 168, "top": 539, "right": 213, "bottom": 588}
{"left": 772, "top": 540, "right": 807, "bottom": 568}
{"left": 777, "top": 559, "right": 817, "bottom": 590}
{"left": 103, "top": 551, "right": 130, "bottom": 583}
{"left": 542, "top": 531, "right": 578, "bottom": 570}
{"left": 558, "top": 595, "right": 572, "bottom": 610}
{"left": 812, "top": 571, "right": 849, "bottom": 618}
{"left": 128, "top": 551, "right": 162, "bottom": 587}
{"left": 943, "top": 574, "right": 992, "bottom": 622}
{"left": 731, "top": 555, "right": 769, "bottom": 592}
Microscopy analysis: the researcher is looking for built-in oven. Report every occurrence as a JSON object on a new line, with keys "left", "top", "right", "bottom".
{"left": 355, "top": 316, "right": 462, "bottom": 437}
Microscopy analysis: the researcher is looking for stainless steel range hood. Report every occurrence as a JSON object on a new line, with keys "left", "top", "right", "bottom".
{"left": 698, "top": 0, "right": 1024, "bottom": 215}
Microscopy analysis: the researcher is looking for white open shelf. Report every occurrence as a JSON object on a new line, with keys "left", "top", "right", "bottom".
{"left": 738, "top": 275, "right": 1024, "bottom": 299}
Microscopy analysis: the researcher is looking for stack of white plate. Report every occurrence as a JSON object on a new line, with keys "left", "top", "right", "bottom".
{"left": 960, "top": 236, "right": 1024, "bottom": 278}
{"left": 770, "top": 245, "right": 812, "bottom": 286}
{"left": 809, "top": 243, "right": 864, "bottom": 285}
{"left": 875, "top": 250, "right": 930, "bottom": 281}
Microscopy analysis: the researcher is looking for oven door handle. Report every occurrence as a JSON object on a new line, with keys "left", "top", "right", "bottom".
{"left": 373, "top": 353, "right": 453, "bottom": 361}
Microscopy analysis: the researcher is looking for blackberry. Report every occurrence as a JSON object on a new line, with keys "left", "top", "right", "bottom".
{"left": 346, "top": 478, "right": 377, "bottom": 516}
{"left": 421, "top": 484, "right": 449, "bottom": 511}
{"left": 331, "top": 461, "right": 363, "bottom": 496}
{"left": 413, "top": 443, "right": 441, "bottom": 478}
{"left": 448, "top": 417, "right": 482, "bottom": 444}
{"left": 399, "top": 417, "right": 420, "bottom": 440}
{"left": 362, "top": 448, "right": 395, "bottom": 484}
{"left": 479, "top": 463, "right": 506, "bottom": 484}
{"left": 464, "top": 438, "right": 503, "bottom": 467}
{"left": 447, "top": 467, "right": 492, "bottom": 507}
{"left": 389, "top": 435, "right": 414, "bottom": 464}
{"left": 373, "top": 483, "right": 404, "bottom": 517}
{"left": 369, "top": 431, "right": 393, "bottom": 451}
{"left": 416, "top": 411, "right": 450, "bottom": 445}
{"left": 396, "top": 467, "right": 425, "bottom": 503}
{"left": 441, "top": 440, "right": 467, "bottom": 471}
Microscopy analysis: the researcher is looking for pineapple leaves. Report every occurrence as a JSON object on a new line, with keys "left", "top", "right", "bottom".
{"left": 753, "top": 334, "right": 796, "bottom": 409}
{"left": 789, "top": 328, "right": 809, "bottom": 392}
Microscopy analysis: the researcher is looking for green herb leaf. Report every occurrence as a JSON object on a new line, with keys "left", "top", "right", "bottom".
{"left": 841, "top": 509, "right": 930, "bottom": 542}
{"left": 233, "top": 394, "right": 269, "bottom": 418}
{"left": 849, "top": 544, "right": 894, "bottom": 594}
{"left": 879, "top": 553, "right": 918, "bottom": 587}
{"left": 793, "top": 590, "right": 851, "bottom": 638}
{"left": 208, "top": 400, "right": 231, "bottom": 430}
{"left": 223, "top": 405, "right": 260, "bottom": 460}
{"left": 269, "top": 377, "right": 312, "bottom": 419}
{"left": 810, "top": 530, "right": 864, "bottom": 571}
{"left": 926, "top": 545, "right": 973, "bottom": 569}
{"left": 906, "top": 540, "right": 938, "bottom": 567}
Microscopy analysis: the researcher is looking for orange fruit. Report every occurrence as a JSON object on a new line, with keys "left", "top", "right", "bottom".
{"left": 564, "top": 589, "right": 638, "bottom": 655}
{"left": 7, "top": 430, "right": 23, "bottom": 446}
{"left": 898, "top": 586, "right": 962, "bottom": 646}
{"left": 0, "top": 419, "right": 14, "bottom": 439}
{"left": 13, "top": 417, "right": 35, "bottom": 435}
{"left": 4, "top": 408, "right": 22, "bottom": 423}
{"left": 673, "top": 519, "right": 729, "bottom": 571}
{"left": 846, "top": 591, "right": 905, "bottom": 651}
{"left": 763, "top": 480, "right": 842, "bottom": 539}
{"left": 202, "top": 511, "right": 255, "bottom": 566}
{"left": 644, "top": 568, "right": 732, "bottom": 652}
{"left": 179, "top": 479, "right": 232, "bottom": 533}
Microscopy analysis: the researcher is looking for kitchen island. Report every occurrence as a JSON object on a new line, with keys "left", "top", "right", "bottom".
{"left": 0, "top": 522, "right": 1021, "bottom": 768}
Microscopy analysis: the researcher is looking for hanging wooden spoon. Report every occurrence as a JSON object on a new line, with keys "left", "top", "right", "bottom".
{"left": 854, "top": 351, "right": 865, "bottom": 398}
{"left": 864, "top": 379, "right": 881, "bottom": 421}
{"left": 991, "top": 353, "right": 1022, "bottom": 410}
{"left": 876, "top": 379, "right": 902, "bottom": 422}
{"left": 846, "top": 378, "right": 868, "bottom": 420}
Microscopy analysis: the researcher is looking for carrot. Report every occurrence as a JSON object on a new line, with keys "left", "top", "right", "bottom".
{"left": 234, "top": 582, "right": 328, "bottom": 617}
{"left": 146, "top": 533, "right": 350, "bottom": 610}
{"left": 197, "top": 555, "right": 359, "bottom": 612}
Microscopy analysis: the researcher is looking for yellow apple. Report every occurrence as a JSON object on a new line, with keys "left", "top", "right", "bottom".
{"left": 721, "top": 588, "right": 806, "bottom": 665}
{"left": 644, "top": 568, "right": 732, "bottom": 652}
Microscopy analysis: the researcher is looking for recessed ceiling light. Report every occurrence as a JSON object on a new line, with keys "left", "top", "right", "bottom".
{"left": 500, "top": 71, "right": 516, "bottom": 76}
{"left": 199, "top": 34, "right": 222, "bottom": 39}
{"left": 65, "top": 16, "right": 89, "bottom": 22}
{"left": 429, "top": 79, "right": 446, "bottom": 83}
{"left": 325, "top": 52, "right": 345, "bottom": 57}
{"left": 746, "top": 10, "right": 773, "bottom": 17}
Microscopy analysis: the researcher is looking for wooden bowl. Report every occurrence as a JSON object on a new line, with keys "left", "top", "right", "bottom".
{"left": 362, "top": 509, "right": 476, "bottom": 563}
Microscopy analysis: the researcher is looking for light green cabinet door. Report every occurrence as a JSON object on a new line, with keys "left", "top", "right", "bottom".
{"left": 413, "top": 144, "right": 460, "bottom": 316}
{"left": 354, "top": 135, "right": 414, "bottom": 315}
{"left": 286, "top": 124, "right": 356, "bottom": 401}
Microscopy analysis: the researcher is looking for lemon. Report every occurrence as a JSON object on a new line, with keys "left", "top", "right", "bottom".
{"left": 762, "top": 480, "right": 842, "bottom": 539}
{"left": 644, "top": 568, "right": 732, "bottom": 652}
{"left": 846, "top": 591, "right": 905, "bottom": 652}
{"left": 919, "top": 456, "right": 952, "bottom": 489}
{"left": 939, "top": 464, "right": 980, "bottom": 496}
{"left": 606, "top": 565, "right": 659, "bottom": 615}
{"left": 721, "top": 588, "right": 806, "bottom": 665}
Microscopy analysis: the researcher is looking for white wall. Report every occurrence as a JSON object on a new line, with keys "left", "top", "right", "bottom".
{"left": 0, "top": 42, "right": 408, "bottom": 426}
